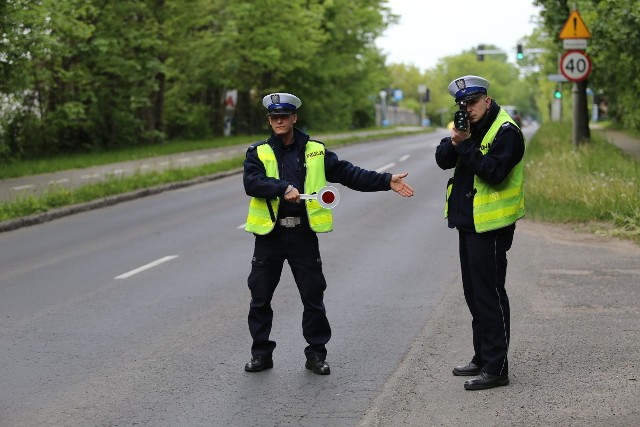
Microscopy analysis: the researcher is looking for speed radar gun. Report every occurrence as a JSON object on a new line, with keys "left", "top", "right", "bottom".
{"left": 454, "top": 101, "right": 469, "bottom": 131}
{"left": 300, "top": 185, "right": 340, "bottom": 209}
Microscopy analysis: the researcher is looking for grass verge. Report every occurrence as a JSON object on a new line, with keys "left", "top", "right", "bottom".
{"left": 525, "top": 122, "right": 640, "bottom": 244}
{"left": 0, "top": 128, "right": 429, "bottom": 223}
{"left": 0, "top": 127, "right": 424, "bottom": 179}
{"left": 0, "top": 157, "right": 243, "bottom": 223}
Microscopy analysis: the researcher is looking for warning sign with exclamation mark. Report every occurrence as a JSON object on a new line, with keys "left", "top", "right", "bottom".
{"left": 559, "top": 10, "right": 591, "bottom": 39}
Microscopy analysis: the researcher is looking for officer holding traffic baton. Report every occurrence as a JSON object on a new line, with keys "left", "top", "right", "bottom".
{"left": 243, "top": 92, "right": 414, "bottom": 375}
{"left": 435, "top": 76, "right": 525, "bottom": 390}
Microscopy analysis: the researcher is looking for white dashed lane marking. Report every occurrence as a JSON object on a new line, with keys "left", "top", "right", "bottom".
{"left": 115, "top": 255, "right": 179, "bottom": 280}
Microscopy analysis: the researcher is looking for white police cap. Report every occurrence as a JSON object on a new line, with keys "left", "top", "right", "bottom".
{"left": 262, "top": 92, "right": 302, "bottom": 116}
{"left": 448, "top": 75, "right": 490, "bottom": 104}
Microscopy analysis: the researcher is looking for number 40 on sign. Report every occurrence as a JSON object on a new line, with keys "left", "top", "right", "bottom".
{"left": 560, "top": 50, "right": 592, "bottom": 82}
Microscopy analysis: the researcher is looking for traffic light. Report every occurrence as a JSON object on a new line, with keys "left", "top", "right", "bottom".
{"left": 423, "top": 88, "right": 430, "bottom": 103}
{"left": 477, "top": 44, "right": 484, "bottom": 62}
{"left": 554, "top": 83, "right": 562, "bottom": 99}
{"left": 516, "top": 44, "right": 524, "bottom": 61}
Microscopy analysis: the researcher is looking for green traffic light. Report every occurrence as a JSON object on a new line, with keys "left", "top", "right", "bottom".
{"left": 554, "top": 91, "right": 562, "bottom": 99}
{"left": 516, "top": 53, "right": 524, "bottom": 60}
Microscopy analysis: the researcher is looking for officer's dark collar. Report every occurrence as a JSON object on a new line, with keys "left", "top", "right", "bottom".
{"left": 470, "top": 100, "right": 499, "bottom": 138}
{"left": 269, "top": 127, "right": 311, "bottom": 151}
{"left": 270, "top": 132, "right": 294, "bottom": 149}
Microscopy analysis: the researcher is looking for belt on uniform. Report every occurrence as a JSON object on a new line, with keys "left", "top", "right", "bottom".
{"left": 278, "top": 217, "right": 301, "bottom": 227}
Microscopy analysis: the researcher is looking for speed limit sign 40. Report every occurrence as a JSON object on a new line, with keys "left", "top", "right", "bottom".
{"left": 560, "top": 50, "right": 592, "bottom": 82}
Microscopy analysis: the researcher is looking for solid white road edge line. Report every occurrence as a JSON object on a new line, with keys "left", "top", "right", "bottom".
{"left": 115, "top": 255, "right": 179, "bottom": 280}
{"left": 12, "top": 185, "right": 35, "bottom": 191}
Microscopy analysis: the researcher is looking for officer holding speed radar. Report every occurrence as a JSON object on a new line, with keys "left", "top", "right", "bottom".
{"left": 243, "top": 92, "right": 414, "bottom": 375}
{"left": 435, "top": 76, "right": 525, "bottom": 390}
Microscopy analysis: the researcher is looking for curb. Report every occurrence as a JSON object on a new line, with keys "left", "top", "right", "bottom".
{"left": 0, "top": 168, "right": 242, "bottom": 234}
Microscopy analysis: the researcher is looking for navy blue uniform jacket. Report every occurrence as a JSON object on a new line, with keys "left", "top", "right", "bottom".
{"left": 244, "top": 127, "right": 392, "bottom": 219}
{"left": 435, "top": 101, "right": 525, "bottom": 232}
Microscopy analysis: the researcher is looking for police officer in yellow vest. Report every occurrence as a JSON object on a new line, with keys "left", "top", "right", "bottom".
{"left": 243, "top": 92, "right": 414, "bottom": 375}
{"left": 435, "top": 76, "right": 525, "bottom": 390}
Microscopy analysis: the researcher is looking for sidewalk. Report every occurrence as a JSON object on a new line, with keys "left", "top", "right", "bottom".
{"left": 0, "top": 127, "right": 426, "bottom": 203}
{"left": 360, "top": 220, "right": 640, "bottom": 426}
{"left": 592, "top": 124, "right": 640, "bottom": 160}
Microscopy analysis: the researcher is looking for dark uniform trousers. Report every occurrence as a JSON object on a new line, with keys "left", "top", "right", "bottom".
{"left": 458, "top": 223, "right": 515, "bottom": 376}
{"left": 248, "top": 223, "right": 331, "bottom": 360}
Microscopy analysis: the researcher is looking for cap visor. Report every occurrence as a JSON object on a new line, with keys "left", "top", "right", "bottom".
{"left": 267, "top": 110, "right": 294, "bottom": 117}
{"left": 456, "top": 93, "right": 484, "bottom": 104}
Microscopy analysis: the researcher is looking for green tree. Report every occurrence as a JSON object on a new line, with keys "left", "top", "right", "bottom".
{"left": 0, "top": 0, "right": 54, "bottom": 159}
{"left": 420, "top": 48, "right": 522, "bottom": 126}
{"left": 588, "top": 0, "right": 640, "bottom": 130}
{"left": 296, "top": 0, "right": 394, "bottom": 131}
{"left": 1, "top": 0, "right": 397, "bottom": 161}
{"left": 387, "top": 64, "right": 425, "bottom": 114}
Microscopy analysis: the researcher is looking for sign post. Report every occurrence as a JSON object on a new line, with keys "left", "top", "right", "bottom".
{"left": 558, "top": 9, "right": 592, "bottom": 146}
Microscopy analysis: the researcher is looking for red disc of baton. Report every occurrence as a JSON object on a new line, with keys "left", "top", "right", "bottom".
{"left": 321, "top": 191, "right": 335, "bottom": 204}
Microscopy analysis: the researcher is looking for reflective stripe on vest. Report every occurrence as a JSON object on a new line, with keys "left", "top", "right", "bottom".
{"left": 245, "top": 144, "right": 280, "bottom": 235}
{"left": 303, "top": 142, "right": 333, "bottom": 232}
{"left": 244, "top": 141, "right": 333, "bottom": 234}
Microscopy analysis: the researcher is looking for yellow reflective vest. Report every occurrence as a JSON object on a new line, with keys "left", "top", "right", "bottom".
{"left": 445, "top": 108, "right": 525, "bottom": 233}
{"left": 245, "top": 141, "right": 333, "bottom": 235}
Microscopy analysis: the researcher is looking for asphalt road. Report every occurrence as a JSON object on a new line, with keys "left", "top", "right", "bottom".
{"left": 6, "top": 124, "right": 636, "bottom": 426}
{"left": 0, "top": 131, "right": 456, "bottom": 425}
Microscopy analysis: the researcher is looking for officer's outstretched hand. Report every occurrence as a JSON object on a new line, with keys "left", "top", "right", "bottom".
{"left": 390, "top": 173, "right": 414, "bottom": 197}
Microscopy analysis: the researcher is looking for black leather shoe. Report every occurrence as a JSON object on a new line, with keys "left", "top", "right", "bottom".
{"left": 452, "top": 362, "right": 481, "bottom": 376}
{"left": 305, "top": 356, "right": 330, "bottom": 375}
{"left": 464, "top": 372, "right": 509, "bottom": 390}
{"left": 244, "top": 355, "right": 273, "bottom": 372}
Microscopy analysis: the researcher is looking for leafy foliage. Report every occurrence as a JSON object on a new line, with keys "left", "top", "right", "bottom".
{"left": 534, "top": 0, "right": 640, "bottom": 131}
{"left": 0, "top": 0, "right": 394, "bottom": 162}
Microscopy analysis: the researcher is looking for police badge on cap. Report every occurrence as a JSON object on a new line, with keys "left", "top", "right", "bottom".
{"left": 262, "top": 93, "right": 302, "bottom": 116}
{"left": 448, "top": 75, "right": 490, "bottom": 104}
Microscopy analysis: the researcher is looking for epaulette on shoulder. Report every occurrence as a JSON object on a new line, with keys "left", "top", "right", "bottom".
{"left": 498, "top": 122, "right": 524, "bottom": 140}
{"left": 247, "top": 140, "right": 268, "bottom": 152}
{"left": 500, "top": 122, "right": 519, "bottom": 132}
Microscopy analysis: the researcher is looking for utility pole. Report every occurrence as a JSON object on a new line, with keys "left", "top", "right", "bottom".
{"left": 379, "top": 90, "right": 388, "bottom": 127}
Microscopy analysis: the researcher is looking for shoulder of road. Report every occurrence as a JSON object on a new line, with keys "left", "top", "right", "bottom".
{"left": 0, "top": 127, "right": 429, "bottom": 232}
{"left": 359, "top": 219, "right": 640, "bottom": 426}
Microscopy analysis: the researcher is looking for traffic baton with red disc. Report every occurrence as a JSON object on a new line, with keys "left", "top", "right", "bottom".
{"left": 300, "top": 186, "right": 340, "bottom": 209}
